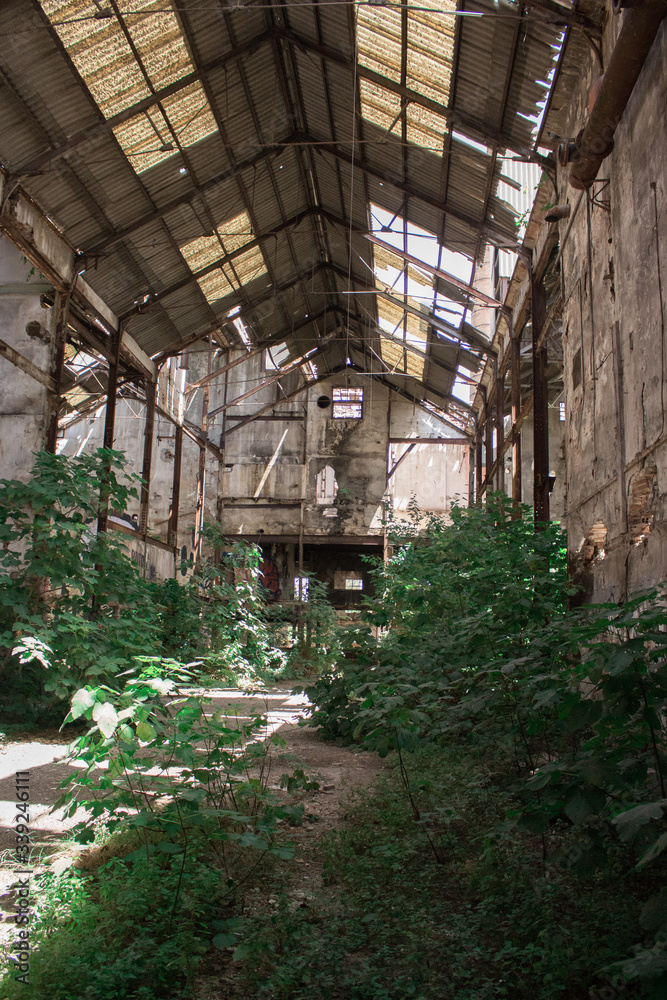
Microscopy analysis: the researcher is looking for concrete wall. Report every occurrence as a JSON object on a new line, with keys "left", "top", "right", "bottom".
{"left": 556, "top": 10, "right": 667, "bottom": 600}
{"left": 0, "top": 237, "right": 53, "bottom": 482}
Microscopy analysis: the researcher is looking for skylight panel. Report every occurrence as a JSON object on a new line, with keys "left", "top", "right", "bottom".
{"left": 356, "top": 5, "right": 402, "bottom": 84}
{"left": 40, "top": 1, "right": 217, "bottom": 171}
{"left": 359, "top": 80, "right": 403, "bottom": 136}
{"left": 180, "top": 211, "right": 268, "bottom": 307}
{"left": 406, "top": 0, "right": 457, "bottom": 105}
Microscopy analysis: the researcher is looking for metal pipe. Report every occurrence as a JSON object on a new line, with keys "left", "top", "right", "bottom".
{"left": 568, "top": 0, "right": 666, "bottom": 190}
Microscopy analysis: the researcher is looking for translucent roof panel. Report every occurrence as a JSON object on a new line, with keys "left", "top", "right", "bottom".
{"left": 356, "top": 4, "right": 402, "bottom": 84}
{"left": 113, "top": 83, "right": 218, "bottom": 174}
{"left": 40, "top": 1, "right": 217, "bottom": 171}
{"left": 406, "top": 0, "right": 457, "bottom": 105}
{"left": 180, "top": 211, "right": 268, "bottom": 307}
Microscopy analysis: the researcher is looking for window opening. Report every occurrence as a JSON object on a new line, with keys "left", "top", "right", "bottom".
{"left": 559, "top": 401, "right": 566, "bottom": 421}
{"left": 332, "top": 387, "right": 364, "bottom": 419}
{"left": 316, "top": 465, "right": 338, "bottom": 504}
{"left": 264, "top": 342, "right": 290, "bottom": 371}
{"left": 345, "top": 578, "right": 363, "bottom": 591}
{"left": 294, "top": 577, "right": 309, "bottom": 602}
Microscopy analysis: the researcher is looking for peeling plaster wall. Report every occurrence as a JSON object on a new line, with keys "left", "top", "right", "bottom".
{"left": 0, "top": 237, "right": 53, "bottom": 481}
{"left": 558, "top": 12, "right": 667, "bottom": 600}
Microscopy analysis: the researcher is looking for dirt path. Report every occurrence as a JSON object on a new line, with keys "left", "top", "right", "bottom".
{"left": 196, "top": 714, "right": 384, "bottom": 1000}
{"left": 0, "top": 686, "right": 383, "bottom": 976}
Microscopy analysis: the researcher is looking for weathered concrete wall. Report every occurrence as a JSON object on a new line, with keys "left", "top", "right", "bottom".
{"left": 388, "top": 397, "right": 470, "bottom": 513}
{"left": 557, "top": 10, "right": 667, "bottom": 600}
{"left": 0, "top": 237, "right": 53, "bottom": 481}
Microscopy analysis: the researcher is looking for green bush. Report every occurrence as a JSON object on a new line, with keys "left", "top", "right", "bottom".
{"left": 302, "top": 495, "right": 667, "bottom": 994}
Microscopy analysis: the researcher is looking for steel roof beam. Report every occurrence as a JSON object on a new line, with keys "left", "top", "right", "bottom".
{"left": 82, "top": 137, "right": 294, "bottom": 258}
{"left": 280, "top": 30, "right": 550, "bottom": 164}
{"left": 311, "top": 139, "right": 519, "bottom": 250}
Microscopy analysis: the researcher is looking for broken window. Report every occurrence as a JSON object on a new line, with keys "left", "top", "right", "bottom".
{"left": 264, "top": 343, "right": 290, "bottom": 371}
{"left": 316, "top": 465, "right": 338, "bottom": 504}
{"left": 345, "top": 579, "right": 363, "bottom": 591}
{"left": 294, "top": 577, "right": 309, "bottom": 602}
{"left": 332, "top": 387, "right": 363, "bottom": 419}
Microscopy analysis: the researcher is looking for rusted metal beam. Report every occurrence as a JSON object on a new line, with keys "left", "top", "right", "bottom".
{"left": 389, "top": 437, "right": 470, "bottom": 445}
{"left": 167, "top": 423, "right": 183, "bottom": 550}
{"left": 511, "top": 332, "right": 522, "bottom": 505}
{"left": 138, "top": 379, "right": 157, "bottom": 535}
{"left": 97, "top": 327, "right": 121, "bottom": 535}
{"left": 387, "top": 442, "right": 416, "bottom": 482}
{"left": 194, "top": 337, "right": 212, "bottom": 561}
{"left": 475, "top": 427, "right": 483, "bottom": 501}
{"left": 495, "top": 360, "right": 505, "bottom": 491}
{"left": 46, "top": 291, "right": 69, "bottom": 452}
{"left": 0, "top": 336, "right": 56, "bottom": 393}
{"left": 224, "top": 367, "right": 345, "bottom": 437}
{"left": 183, "top": 309, "right": 329, "bottom": 394}
{"left": 531, "top": 277, "right": 549, "bottom": 526}
{"left": 206, "top": 345, "right": 329, "bottom": 419}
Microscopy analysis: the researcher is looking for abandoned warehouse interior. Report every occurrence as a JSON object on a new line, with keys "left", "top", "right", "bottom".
{"left": 2, "top": 0, "right": 665, "bottom": 610}
{"left": 2, "top": 0, "right": 667, "bottom": 997}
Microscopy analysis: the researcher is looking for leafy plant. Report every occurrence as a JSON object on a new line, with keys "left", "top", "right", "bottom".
{"left": 0, "top": 449, "right": 158, "bottom": 719}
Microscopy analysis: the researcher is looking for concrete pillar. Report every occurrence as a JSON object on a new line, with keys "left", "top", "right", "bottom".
{"left": 0, "top": 236, "right": 54, "bottom": 480}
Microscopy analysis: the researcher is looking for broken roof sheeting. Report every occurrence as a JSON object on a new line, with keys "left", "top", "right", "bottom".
{"left": 0, "top": 0, "right": 566, "bottom": 427}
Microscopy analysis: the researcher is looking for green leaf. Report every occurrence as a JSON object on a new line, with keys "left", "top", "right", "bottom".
{"left": 155, "top": 841, "right": 184, "bottom": 854}
{"left": 212, "top": 933, "right": 236, "bottom": 950}
{"left": 613, "top": 801, "right": 667, "bottom": 842}
{"left": 639, "top": 889, "right": 667, "bottom": 928}
{"left": 71, "top": 687, "right": 96, "bottom": 720}
{"left": 564, "top": 787, "right": 607, "bottom": 825}
{"left": 92, "top": 701, "right": 119, "bottom": 739}
{"left": 637, "top": 832, "right": 667, "bottom": 869}
{"left": 135, "top": 721, "right": 156, "bottom": 742}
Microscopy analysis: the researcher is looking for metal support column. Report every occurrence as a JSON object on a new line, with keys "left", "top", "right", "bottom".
{"left": 97, "top": 326, "right": 120, "bottom": 535}
{"left": 495, "top": 358, "right": 505, "bottom": 491}
{"left": 531, "top": 277, "right": 550, "bottom": 527}
{"left": 138, "top": 379, "right": 157, "bottom": 535}
{"left": 475, "top": 426, "right": 483, "bottom": 502}
{"left": 511, "top": 332, "right": 522, "bottom": 506}
{"left": 168, "top": 423, "right": 183, "bottom": 550}
{"left": 485, "top": 390, "right": 494, "bottom": 495}
{"left": 194, "top": 337, "right": 212, "bottom": 561}
{"left": 46, "top": 290, "right": 69, "bottom": 453}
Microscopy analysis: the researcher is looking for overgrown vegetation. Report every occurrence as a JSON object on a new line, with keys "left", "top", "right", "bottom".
{"left": 295, "top": 495, "right": 667, "bottom": 998}
{"left": 4, "top": 456, "right": 667, "bottom": 999}
{"left": 0, "top": 450, "right": 312, "bottom": 724}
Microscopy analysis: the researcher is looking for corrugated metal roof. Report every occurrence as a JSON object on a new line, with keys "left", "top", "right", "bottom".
{"left": 0, "top": 0, "right": 567, "bottom": 425}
